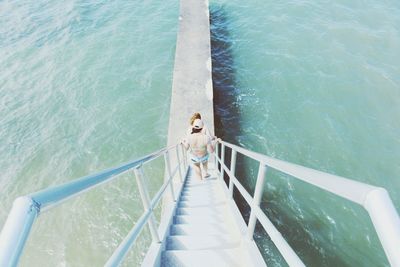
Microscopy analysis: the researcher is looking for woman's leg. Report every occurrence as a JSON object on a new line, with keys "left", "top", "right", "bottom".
{"left": 202, "top": 161, "right": 208, "bottom": 178}
{"left": 192, "top": 163, "right": 202, "bottom": 180}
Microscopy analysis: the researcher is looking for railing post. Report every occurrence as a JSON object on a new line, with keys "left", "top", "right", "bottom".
{"left": 164, "top": 151, "right": 176, "bottom": 201}
{"left": 181, "top": 144, "right": 187, "bottom": 170}
{"left": 247, "top": 163, "right": 267, "bottom": 240}
{"left": 364, "top": 188, "right": 400, "bottom": 267}
{"left": 176, "top": 145, "right": 183, "bottom": 183}
{"left": 133, "top": 167, "right": 160, "bottom": 243}
{"left": 229, "top": 149, "right": 237, "bottom": 198}
{"left": 215, "top": 142, "right": 219, "bottom": 171}
{"left": 220, "top": 143, "right": 225, "bottom": 180}
{"left": 0, "top": 197, "right": 38, "bottom": 267}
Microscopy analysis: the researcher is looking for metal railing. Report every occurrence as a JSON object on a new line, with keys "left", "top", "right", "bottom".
{"left": 215, "top": 140, "right": 400, "bottom": 267}
{"left": 1, "top": 138, "right": 399, "bottom": 266}
{"left": 0, "top": 144, "right": 187, "bottom": 267}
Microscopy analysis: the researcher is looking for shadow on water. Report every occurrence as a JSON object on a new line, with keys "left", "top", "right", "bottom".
{"left": 210, "top": 5, "right": 240, "bottom": 143}
{"left": 210, "top": 4, "right": 251, "bottom": 220}
{"left": 209, "top": 5, "right": 356, "bottom": 267}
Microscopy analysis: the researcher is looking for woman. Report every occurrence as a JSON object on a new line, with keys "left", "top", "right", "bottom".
{"left": 182, "top": 119, "right": 218, "bottom": 180}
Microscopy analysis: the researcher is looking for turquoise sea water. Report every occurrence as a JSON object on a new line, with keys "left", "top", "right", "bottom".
{"left": 0, "top": 1, "right": 178, "bottom": 266}
{"left": 211, "top": 1, "right": 400, "bottom": 266}
{"left": 0, "top": 0, "right": 399, "bottom": 266}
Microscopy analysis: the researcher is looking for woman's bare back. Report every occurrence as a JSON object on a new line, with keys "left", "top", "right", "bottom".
{"left": 188, "top": 133, "right": 209, "bottom": 157}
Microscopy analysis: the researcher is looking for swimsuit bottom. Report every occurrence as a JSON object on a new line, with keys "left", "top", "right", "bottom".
{"left": 190, "top": 153, "right": 209, "bottom": 164}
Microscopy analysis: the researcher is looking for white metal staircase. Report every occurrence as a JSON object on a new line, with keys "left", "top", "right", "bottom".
{"left": 161, "top": 164, "right": 265, "bottom": 267}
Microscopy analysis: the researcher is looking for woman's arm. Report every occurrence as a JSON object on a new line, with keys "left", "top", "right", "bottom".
{"left": 207, "top": 136, "right": 221, "bottom": 153}
{"left": 202, "top": 125, "right": 216, "bottom": 141}
{"left": 181, "top": 138, "right": 189, "bottom": 150}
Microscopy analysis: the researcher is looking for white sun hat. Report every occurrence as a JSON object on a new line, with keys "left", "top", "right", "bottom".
{"left": 193, "top": 119, "right": 204, "bottom": 129}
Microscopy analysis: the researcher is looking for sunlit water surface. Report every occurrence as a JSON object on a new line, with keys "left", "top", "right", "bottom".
{"left": 1, "top": 0, "right": 400, "bottom": 266}
{"left": 211, "top": 1, "right": 400, "bottom": 266}
{"left": 0, "top": 1, "right": 178, "bottom": 266}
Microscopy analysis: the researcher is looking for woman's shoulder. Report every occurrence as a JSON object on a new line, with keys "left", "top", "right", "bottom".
{"left": 203, "top": 134, "right": 211, "bottom": 143}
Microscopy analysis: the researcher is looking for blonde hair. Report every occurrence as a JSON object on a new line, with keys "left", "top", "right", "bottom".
{"left": 190, "top": 113, "right": 201, "bottom": 125}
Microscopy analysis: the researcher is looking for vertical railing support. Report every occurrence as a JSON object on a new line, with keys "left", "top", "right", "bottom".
{"left": 364, "top": 188, "right": 400, "bottom": 267}
{"left": 133, "top": 167, "right": 160, "bottom": 243}
{"left": 247, "top": 163, "right": 267, "bottom": 240}
{"left": 215, "top": 142, "right": 219, "bottom": 171}
{"left": 228, "top": 149, "right": 237, "bottom": 198}
{"left": 164, "top": 151, "right": 176, "bottom": 201}
{"left": 176, "top": 145, "right": 183, "bottom": 183}
{"left": 220, "top": 143, "right": 225, "bottom": 180}
{"left": 0, "top": 197, "right": 38, "bottom": 267}
{"left": 181, "top": 144, "right": 187, "bottom": 170}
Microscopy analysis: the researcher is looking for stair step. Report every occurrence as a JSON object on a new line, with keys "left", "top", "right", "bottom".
{"left": 178, "top": 200, "right": 226, "bottom": 208}
{"left": 183, "top": 182, "right": 217, "bottom": 187}
{"left": 170, "top": 223, "right": 233, "bottom": 236}
{"left": 173, "top": 215, "right": 225, "bottom": 224}
{"left": 161, "top": 248, "right": 247, "bottom": 267}
{"left": 180, "top": 190, "right": 218, "bottom": 195}
{"left": 178, "top": 198, "right": 222, "bottom": 205}
{"left": 176, "top": 206, "right": 228, "bottom": 216}
{"left": 181, "top": 190, "right": 218, "bottom": 196}
{"left": 180, "top": 193, "right": 220, "bottom": 201}
{"left": 180, "top": 192, "right": 218, "bottom": 198}
{"left": 181, "top": 186, "right": 217, "bottom": 191}
{"left": 183, "top": 182, "right": 216, "bottom": 187}
{"left": 180, "top": 191, "right": 223, "bottom": 197}
{"left": 166, "top": 235, "right": 240, "bottom": 250}
{"left": 184, "top": 182, "right": 215, "bottom": 189}
{"left": 182, "top": 187, "right": 216, "bottom": 195}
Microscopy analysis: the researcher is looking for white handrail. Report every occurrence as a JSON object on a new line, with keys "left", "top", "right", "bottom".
{"left": 216, "top": 140, "right": 400, "bottom": 267}
{"left": 105, "top": 162, "right": 185, "bottom": 267}
{"left": 104, "top": 209, "right": 152, "bottom": 267}
{"left": 216, "top": 156, "right": 305, "bottom": 266}
{"left": 1, "top": 138, "right": 398, "bottom": 266}
{"left": 0, "top": 144, "right": 185, "bottom": 267}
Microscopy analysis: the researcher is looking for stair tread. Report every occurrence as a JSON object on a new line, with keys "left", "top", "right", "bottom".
{"left": 178, "top": 201, "right": 227, "bottom": 208}
{"left": 173, "top": 215, "right": 225, "bottom": 224}
{"left": 170, "top": 223, "right": 237, "bottom": 236}
{"left": 166, "top": 235, "right": 240, "bottom": 250}
{"left": 177, "top": 205, "right": 228, "bottom": 212}
{"left": 162, "top": 248, "right": 248, "bottom": 267}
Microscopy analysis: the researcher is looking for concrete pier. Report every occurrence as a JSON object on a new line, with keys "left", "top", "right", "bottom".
{"left": 143, "top": 0, "right": 216, "bottom": 265}
{"left": 167, "top": 0, "right": 214, "bottom": 145}
{"left": 162, "top": 0, "right": 215, "bottom": 215}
